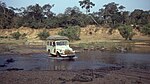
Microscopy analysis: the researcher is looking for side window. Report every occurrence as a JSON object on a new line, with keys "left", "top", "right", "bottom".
{"left": 50, "top": 42, "right": 52, "bottom": 46}
{"left": 47, "top": 41, "right": 49, "bottom": 45}
{"left": 48, "top": 42, "right": 55, "bottom": 46}
{"left": 53, "top": 42, "right": 55, "bottom": 46}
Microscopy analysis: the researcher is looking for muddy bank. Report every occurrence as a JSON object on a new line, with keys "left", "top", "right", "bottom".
{"left": 0, "top": 44, "right": 46, "bottom": 55}
{"left": 0, "top": 40, "right": 150, "bottom": 55}
{"left": 0, "top": 68, "right": 150, "bottom": 84}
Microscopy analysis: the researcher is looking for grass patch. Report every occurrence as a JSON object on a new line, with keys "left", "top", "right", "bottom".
{"left": 72, "top": 41, "right": 134, "bottom": 52}
{"left": 77, "top": 42, "right": 132, "bottom": 48}
{"left": 0, "top": 38, "right": 26, "bottom": 45}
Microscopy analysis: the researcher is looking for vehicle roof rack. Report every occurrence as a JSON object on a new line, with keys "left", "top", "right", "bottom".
{"left": 46, "top": 35, "right": 69, "bottom": 40}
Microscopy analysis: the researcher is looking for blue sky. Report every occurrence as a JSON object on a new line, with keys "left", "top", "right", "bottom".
{"left": 2, "top": 0, "right": 150, "bottom": 14}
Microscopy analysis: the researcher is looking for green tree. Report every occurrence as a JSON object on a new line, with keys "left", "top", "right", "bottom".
{"left": 0, "top": 1, "right": 15, "bottom": 29}
{"left": 129, "top": 9, "right": 149, "bottom": 25}
{"left": 130, "top": 9, "right": 143, "bottom": 25}
{"left": 42, "top": 4, "right": 54, "bottom": 18}
{"left": 79, "top": 0, "right": 99, "bottom": 26}
{"left": 58, "top": 26, "right": 81, "bottom": 40}
{"left": 118, "top": 24, "right": 135, "bottom": 40}
{"left": 122, "top": 11, "right": 130, "bottom": 24}
{"left": 25, "top": 4, "right": 40, "bottom": 20}
{"left": 38, "top": 30, "right": 50, "bottom": 40}
{"left": 118, "top": 5, "right": 125, "bottom": 12}
{"left": 11, "top": 31, "right": 21, "bottom": 40}
{"left": 20, "top": 4, "right": 44, "bottom": 28}
{"left": 63, "top": 6, "right": 89, "bottom": 27}
{"left": 103, "top": 2, "right": 119, "bottom": 15}
{"left": 79, "top": 0, "right": 95, "bottom": 14}
{"left": 102, "top": 2, "right": 120, "bottom": 26}
{"left": 141, "top": 23, "right": 150, "bottom": 35}
{"left": 64, "top": 6, "right": 81, "bottom": 16}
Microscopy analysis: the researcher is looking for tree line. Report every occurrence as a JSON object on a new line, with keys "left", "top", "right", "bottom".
{"left": 0, "top": 1, "right": 150, "bottom": 34}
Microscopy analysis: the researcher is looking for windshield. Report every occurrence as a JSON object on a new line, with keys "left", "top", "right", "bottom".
{"left": 56, "top": 41, "right": 68, "bottom": 46}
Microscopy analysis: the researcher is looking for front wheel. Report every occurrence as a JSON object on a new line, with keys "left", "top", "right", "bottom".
{"left": 56, "top": 52, "right": 61, "bottom": 57}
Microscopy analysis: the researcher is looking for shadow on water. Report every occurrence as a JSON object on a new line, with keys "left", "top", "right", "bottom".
{"left": 0, "top": 49, "right": 150, "bottom": 71}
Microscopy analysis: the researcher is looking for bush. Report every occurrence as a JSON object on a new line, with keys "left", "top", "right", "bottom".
{"left": 0, "top": 36, "right": 9, "bottom": 38}
{"left": 38, "top": 30, "right": 50, "bottom": 40}
{"left": 44, "top": 18, "right": 60, "bottom": 28}
{"left": 11, "top": 31, "right": 21, "bottom": 40}
{"left": 20, "top": 33, "right": 27, "bottom": 39}
{"left": 29, "top": 21, "right": 45, "bottom": 29}
{"left": 141, "top": 24, "right": 150, "bottom": 35}
{"left": 118, "top": 24, "right": 135, "bottom": 40}
{"left": 58, "top": 26, "right": 81, "bottom": 40}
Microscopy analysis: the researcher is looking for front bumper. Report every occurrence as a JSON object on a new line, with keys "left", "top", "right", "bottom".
{"left": 59, "top": 50, "right": 75, "bottom": 57}
{"left": 60, "top": 54, "right": 75, "bottom": 57}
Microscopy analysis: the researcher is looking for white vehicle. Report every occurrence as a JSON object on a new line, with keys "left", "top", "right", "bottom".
{"left": 46, "top": 35, "right": 75, "bottom": 58}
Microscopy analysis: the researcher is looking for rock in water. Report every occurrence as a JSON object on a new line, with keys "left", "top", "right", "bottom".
{"left": 6, "top": 58, "right": 15, "bottom": 63}
{"left": 72, "top": 74, "right": 93, "bottom": 82}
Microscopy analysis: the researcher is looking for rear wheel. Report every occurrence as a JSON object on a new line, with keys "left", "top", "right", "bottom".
{"left": 48, "top": 50, "right": 50, "bottom": 55}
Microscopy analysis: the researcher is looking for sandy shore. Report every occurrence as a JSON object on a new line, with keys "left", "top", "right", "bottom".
{"left": 0, "top": 68, "right": 150, "bottom": 84}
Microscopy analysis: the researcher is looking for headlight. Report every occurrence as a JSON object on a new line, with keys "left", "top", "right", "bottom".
{"left": 69, "top": 48, "right": 73, "bottom": 51}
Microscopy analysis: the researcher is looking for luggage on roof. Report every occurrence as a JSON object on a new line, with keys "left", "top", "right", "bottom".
{"left": 46, "top": 35, "right": 69, "bottom": 40}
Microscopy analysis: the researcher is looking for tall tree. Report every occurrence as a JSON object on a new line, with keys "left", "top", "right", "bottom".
{"left": 122, "top": 11, "right": 130, "bottom": 24}
{"left": 64, "top": 6, "right": 81, "bottom": 16}
{"left": 130, "top": 9, "right": 143, "bottom": 25}
{"left": 79, "top": 0, "right": 95, "bottom": 14}
{"left": 100, "top": 2, "right": 124, "bottom": 27}
{"left": 42, "top": 4, "right": 54, "bottom": 18}
{"left": 25, "top": 4, "right": 43, "bottom": 21}
{"left": 60, "top": 6, "right": 83, "bottom": 27}
{"left": 0, "top": 1, "right": 15, "bottom": 29}
{"left": 118, "top": 5, "right": 125, "bottom": 12}
{"left": 79, "top": 0, "right": 99, "bottom": 26}
{"left": 103, "top": 2, "right": 119, "bottom": 15}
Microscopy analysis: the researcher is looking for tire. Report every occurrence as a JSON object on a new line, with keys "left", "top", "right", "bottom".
{"left": 56, "top": 52, "right": 61, "bottom": 57}
{"left": 48, "top": 50, "right": 50, "bottom": 54}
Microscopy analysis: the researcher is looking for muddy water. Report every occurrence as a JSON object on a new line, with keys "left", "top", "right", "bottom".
{"left": 0, "top": 51, "right": 150, "bottom": 71}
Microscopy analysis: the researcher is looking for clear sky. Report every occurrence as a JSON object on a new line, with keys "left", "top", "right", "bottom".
{"left": 2, "top": 0, "right": 150, "bottom": 14}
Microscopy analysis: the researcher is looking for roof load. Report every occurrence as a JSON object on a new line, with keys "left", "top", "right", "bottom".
{"left": 46, "top": 35, "right": 69, "bottom": 40}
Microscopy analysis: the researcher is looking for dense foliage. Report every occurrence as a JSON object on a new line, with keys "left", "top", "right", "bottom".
{"left": 11, "top": 31, "right": 21, "bottom": 40}
{"left": 118, "top": 25, "right": 135, "bottom": 40}
{"left": 58, "top": 26, "right": 81, "bottom": 40}
{"left": 141, "top": 24, "right": 150, "bottom": 35}
{"left": 37, "top": 30, "right": 50, "bottom": 40}
{"left": 0, "top": 1, "right": 150, "bottom": 37}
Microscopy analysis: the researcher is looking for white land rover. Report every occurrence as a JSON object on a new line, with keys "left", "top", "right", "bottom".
{"left": 46, "top": 35, "right": 75, "bottom": 58}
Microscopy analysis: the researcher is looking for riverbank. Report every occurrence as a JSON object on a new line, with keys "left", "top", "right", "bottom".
{"left": 0, "top": 68, "right": 150, "bottom": 84}
{"left": 0, "top": 40, "right": 150, "bottom": 55}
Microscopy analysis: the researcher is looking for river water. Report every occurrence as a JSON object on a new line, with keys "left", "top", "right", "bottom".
{"left": 0, "top": 49, "right": 150, "bottom": 71}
